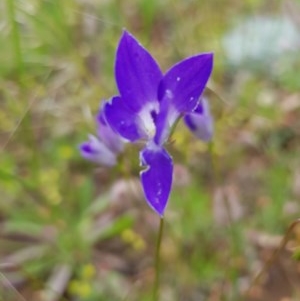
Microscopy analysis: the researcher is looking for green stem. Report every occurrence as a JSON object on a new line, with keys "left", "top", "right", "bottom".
{"left": 153, "top": 217, "right": 164, "bottom": 301}
{"left": 6, "top": 0, "right": 24, "bottom": 78}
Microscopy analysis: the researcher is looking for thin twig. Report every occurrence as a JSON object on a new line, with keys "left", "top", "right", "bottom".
{"left": 245, "top": 218, "right": 300, "bottom": 297}
{"left": 0, "top": 272, "right": 27, "bottom": 301}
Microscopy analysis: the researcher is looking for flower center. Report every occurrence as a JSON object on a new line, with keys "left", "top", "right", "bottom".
{"left": 139, "top": 102, "right": 159, "bottom": 139}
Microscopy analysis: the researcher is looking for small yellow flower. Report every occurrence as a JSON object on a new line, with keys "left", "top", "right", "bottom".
{"left": 133, "top": 238, "right": 146, "bottom": 251}
{"left": 121, "top": 229, "right": 135, "bottom": 242}
{"left": 58, "top": 145, "right": 75, "bottom": 160}
{"left": 76, "top": 282, "right": 92, "bottom": 299}
{"left": 69, "top": 280, "right": 80, "bottom": 295}
{"left": 121, "top": 229, "right": 146, "bottom": 251}
{"left": 39, "top": 169, "right": 62, "bottom": 204}
{"left": 81, "top": 264, "right": 96, "bottom": 279}
{"left": 69, "top": 280, "right": 92, "bottom": 299}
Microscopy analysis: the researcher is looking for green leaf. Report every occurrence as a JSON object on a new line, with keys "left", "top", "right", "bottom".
{"left": 88, "top": 214, "right": 134, "bottom": 244}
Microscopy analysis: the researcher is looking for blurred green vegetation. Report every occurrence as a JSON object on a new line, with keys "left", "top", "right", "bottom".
{"left": 1, "top": 0, "right": 300, "bottom": 300}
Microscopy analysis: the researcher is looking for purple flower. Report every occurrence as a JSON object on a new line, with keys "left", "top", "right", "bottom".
{"left": 184, "top": 97, "right": 213, "bottom": 141}
{"left": 103, "top": 31, "right": 213, "bottom": 216}
{"left": 80, "top": 105, "right": 124, "bottom": 167}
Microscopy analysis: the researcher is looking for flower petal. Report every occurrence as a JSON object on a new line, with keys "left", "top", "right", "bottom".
{"left": 140, "top": 144, "right": 173, "bottom": 216}
{"left": 104, "top": 96, "right": 145, "bottom": 142}
{"left": 115, "top": 31, "right": 163, "bottom": 112}
{"left": 153, "top": 99, "right": 179, "bottom": 145}
{"left": 80, "top": 135, "right": 117, "bottom": 166}
{"left": 158, "top": 53, "right": 213, "bottom": 113}
{"left": 184, "top": 97, "right": 213, "bottom": 141}
{"left": 97, "top": 106, "right": 125, "bottom": 153}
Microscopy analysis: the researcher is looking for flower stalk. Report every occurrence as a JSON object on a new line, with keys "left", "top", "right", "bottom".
{"left": 153, "top": 217, "right": 164, "bottom": 301}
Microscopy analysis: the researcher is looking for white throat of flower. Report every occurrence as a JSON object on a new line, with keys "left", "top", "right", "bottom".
{"left": 138, "top": 102, "right": 159, "bottom": 139}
